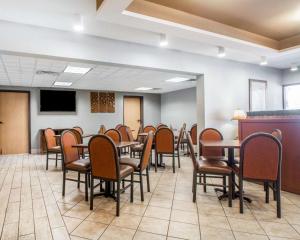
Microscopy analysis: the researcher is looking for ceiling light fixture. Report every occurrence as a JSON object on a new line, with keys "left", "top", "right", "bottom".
{"left": 135, "top": 87, "right": 153, "bottom": 91}
{"left": 54, "top": 81, "right": 73, "bottom": 87}
{"left": 290, "top": 64, "right": 298, "bottom": 72}
{"left": 260, "top": 56, "right": 268, "bottom": 66}
{"left": 159, "top": 34, "right": 168, "bottom": 47}
{"left": 64, "top": 66, "right": 91, "bottom": 74}
{"left": 217, "top": 46, "right": 226, "bottom": 58}
{"left": 73, "top": 14, "right": 84, "bottom": 32}
{"left": 166, "top": 77, "right": 190, "bottom": 83}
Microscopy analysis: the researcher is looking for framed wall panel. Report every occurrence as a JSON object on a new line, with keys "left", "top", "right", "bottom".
{"left": 90, "top": 92, "right": 115, "bottom": 113}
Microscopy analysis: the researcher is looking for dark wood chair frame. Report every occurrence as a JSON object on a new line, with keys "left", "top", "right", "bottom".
{"left": 44, "top": 128, "right": 62, "bottom": 170}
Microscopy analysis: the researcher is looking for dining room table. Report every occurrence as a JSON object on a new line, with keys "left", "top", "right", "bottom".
{"left": 198, "top": 139, "right": 251, "bottom": 202}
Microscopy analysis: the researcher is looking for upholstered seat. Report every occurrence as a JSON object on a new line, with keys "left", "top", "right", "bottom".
{"left": 120, "top": 164, "right": 134, "bottom": 178}
{"left": 200, "top": 156, "right": 228, "bottom": 161}
{"left": 49, "top": 146, "right": 61, "bottom": 152}
{"left": 66, "top": 158, "right": 90, "bottom": 171}
{"left": 120, "top": 157, "right": 140, "bottom": 170}
{"left": 131, "top": 144, "right": 144, "bottom": 151}
{"left": 197, "top": 160, "right": 232, "bottom": 174}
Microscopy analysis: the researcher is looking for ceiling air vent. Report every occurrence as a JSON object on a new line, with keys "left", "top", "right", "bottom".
{"left": 36, "top": 70, "right": 60, "bottom": 76}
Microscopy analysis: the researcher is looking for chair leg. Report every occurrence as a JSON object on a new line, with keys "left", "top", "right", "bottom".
{"left": 55, "top": 153, "right": 58, "bottom": 167}
{"left": 172, "top": 154, "right": 175, "bottom": 173}
{"left": 77, "top": 173, "right": 80, "bottom": 189}
{"left": 155, "top": 152, "right": 158, "bottom": 172}
{"left": 265, "top": 181, "right": 270, "bottom": 203}
{"left": 84, "top": 173, "right": 88, "bottom": 201}
{"left": 273, "top": 182, "right": 277, "bottom": 201}
{"left": 203, "top": 174, "right": 207, "bottom": 192}
{"left": 177, "top": 150, "right": 181, "bottom": 168}
{"left": 139, "top": 172, "right": 144, "bottom": 202}
{"left": 193, "top": 171, "right": 197, "bottom": 202}
{"left": 130, "top": 173, "right": 134, "bottom": 203}
{"left": 90, "top": 176, "right": 94, "bottom": 210}
{"left": 146, "top": 168, "right": 150, "bottom": 192}
{"left": 228, "top": 174, "right": 232, "bottom": 207}
{"left": 223, "top": 176, "right": 227, "bottom": 194}
{"left": 276, "top": 181, "right": 281, "bottom": 218}
{"left": 239, "top": 177, "right": 244, "bottom": 214}
{"left": 62, "top": 170, "right": 66, "bottom": 196}
{"left": 46, "top": 152, "right": 49, "bottom": 170}
{"left": 116, "top": 181, "right": 120, "bottom": 216}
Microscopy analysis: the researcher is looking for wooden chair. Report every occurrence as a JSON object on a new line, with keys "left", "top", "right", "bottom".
{"left": 190, "top": 124, "right": 197, "bottom": 146}
{"left": 187, "top": 133, "right": 233, "bottom": 207}
{"left": 157, "top": 123, "right": 168, "bottom": 129}
{"left": 60, "top": 130, "right": 90, "bottom": 201}
{"left": 88, "top": 135, "right": 134, "bottom": 216}
{"left": 120, "top": 132, "right": 154, "bottom": 201}
{"left": 236, "top": 132, "right": 282, "bottom": 218}
{"left": 155, "top": 127, "right": 177, "bottom": 173}
{"left": 73, "top": 126, "right": 83, "bottom": 135}
{"left": 143, "top": 125, "right": 156, "bottom": 133}
{"left": 118, "top": 125, "right": 131, "bottom": 154}
{"left": 115, "top": 124, "right": 122, "bottom": 130}
{"left": 44, "top": 128, "right": 62, "bottom": 170}
{"left": 198, "top": 128, "right": 227, "bottom": 193}
{"left": 174, "top": 127, "right": 185, "bottom": 169}
{"left": 104, "top": 129, "right": 122, "bottom": 144}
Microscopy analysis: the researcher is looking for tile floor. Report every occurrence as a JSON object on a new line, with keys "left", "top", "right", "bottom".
{"left": 0, "top": 153, "right": 300, "bottom": 240}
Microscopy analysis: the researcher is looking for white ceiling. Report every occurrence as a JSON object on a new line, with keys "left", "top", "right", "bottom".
{"left": 0, "top": 0, "right": 299, "bottom": 69}
{"left": 0, "top": 54, "right": 196, "bottom": 93}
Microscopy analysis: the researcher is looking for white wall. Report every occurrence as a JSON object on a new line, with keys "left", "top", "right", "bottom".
{"left": 282, "top": 69, "right": 300, "bottom": 85}
{"left": 161, "top": 87, "right": 196, "bottom": 130}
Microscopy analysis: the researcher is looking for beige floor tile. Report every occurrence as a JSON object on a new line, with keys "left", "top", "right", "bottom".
{"left": 172, "top": 200, "right": 197, "bottom": 212}
{"left": 99, "top": 225, "right": 135, "bottom": 240}
{"left": 111, "top": 213, "right": 142, "bottom": 229}
{"left": 57, "top": 202, "right": 75, "bottom": 215}
{"left": 19, "top": 234, "right": 35, "bottom": 240}
{"left": 233, "top": 231, "right": 269, "bottom": 240}
{"left": 223, "top": 206, "right": 254, "bottom": 220}
{"left": 294, "top": 224, "right": 300, "bottom": 234}
{"left": 5, "top": 202, "right": 20, "bottom": 224}
{"left": 121, "top": 203, "right": 147, "bottom": 216}
{"left": 46, "top": 203, "right": 65, "bottom": 228}
{"left": 252, "top": 210, "right": 287, "bottom": 223}
{"left": 138, "top": 216, "right": 169, "bottom": 235}
{"left": 260, "top": 221, "right": 300, "bottom": 239}
{"left": 199, "top": 214, "right": 231, "bottom": 230}
{"left": 64, "top": 204, "right": 91, "bottom": 220}
{"left": 201, "top": 226, "right": 235, "bottom": 240}
{"left": 32, "top": 198, "right": 47, "bottom": 218}
{"left": 133, "top": 231, "right": 166, "bottom": 240}
{"left": 52, "top": 227, "right": 71, "bottom": 240}
{"left": 70, "top": 236, "right": 86, "bottom": 240}
{"left": 228, "top": 217, "right": 265, "bottom": 234}
{"left": 19, "top": 209, "right": 34, "bottom": 236}
{"left": 1, "top": 222, "right": 18, "bottom": 240}
{"left": 149, "top": 197, "right": 173, "bottom": 209}
{"left": 168, "top": 221, "right": 200, "bottom": 240}
{"left": 63, "top": 216, "right": 82, "bottom": 233}
{"left": 198, "top": 203, "right": 225, "bottom": 216}
{"left": 34, "top": 217, "right": 53, "bottom": 240}
{"left": 86, "top": 209, "right": 115, "bottom": 224}
{"left": 285, "top": 213, "right": 300, "bottom": 225}
{"left": 171, "top": 209, "right": 198, "bottom": 224}
{"left": 144, "top": 206, "right": 171, "bottom": 220}
{"left": 72, "top": 220, "right": 107, "bottom": 239}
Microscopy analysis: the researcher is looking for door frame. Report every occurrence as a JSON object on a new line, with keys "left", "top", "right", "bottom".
{"left": 0, "top": 90, "right": 31, "bottom": 154}
{"left": 123, "top": 96, "right": 144, "bottom": 128}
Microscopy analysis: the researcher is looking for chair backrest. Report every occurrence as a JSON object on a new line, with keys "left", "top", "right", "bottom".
{"left": 70, "top": 129, "right": 83, "bottom": 155}
{"left": 105, "top": 129, "right": 122, "bottom": 144}
{"left": 140, "top": 131, "right": 154, "bottom": 171}
{"left": 60, "top": 130, "right": 80, "bottom": 165}
{"left": 44, "top": 128, "right": 57, "bottom": 149}
{"left": 73, "top": 126, "right": 83, "bottom": 135}
{"left": 176, "top": 127, "right": 185, "bottom": 149}
{"left": 187, "top": 133, "right": 198, "bottom": 170}
{"left": 240, "top": 132, "right": 282, "bottom": 181}
{"left": 115, "top": 124, "right": 122, "bottom": 130}
{"left": 190, "top": 124, "right": 197, "bottom": 145}
{"left": 118, "top": 125, "right": 130, "bottom": 141}
{"left": 88, "top": 135, "right": 119, "bottom": 180}
{"left": 157, "top": 123, "right": 168, "bottom": 129}
{"left": 155, "top": 127, "right": 174, "bottom": 154}
{"left": 271, "top": 129, "right": 282, "bottom": 142}
{"left": 144, "top": 125, "right": 156, "bottom": 133}
{"left": 199, "top": 128, "right": 225, "bottom": 157}
{"left": 98, "top": 125, "right": 106, "bottom": 134}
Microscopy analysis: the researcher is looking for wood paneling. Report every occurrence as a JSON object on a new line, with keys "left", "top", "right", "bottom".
{"left": 90, "top": 92, "right": 115, "bottom": 113}
{"left": 239, "top": 117, "right": 300, "bottom": 194}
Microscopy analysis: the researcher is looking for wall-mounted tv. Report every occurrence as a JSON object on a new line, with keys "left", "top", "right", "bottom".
{"left": 40, "top": 90, "right": 76, "bottom": 112}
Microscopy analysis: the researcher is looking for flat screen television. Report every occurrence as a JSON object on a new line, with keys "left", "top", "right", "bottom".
{"left": 40, "top": 90, "right": 76, "bottom": 112}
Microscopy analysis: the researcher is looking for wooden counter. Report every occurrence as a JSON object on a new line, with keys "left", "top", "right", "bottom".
{"left": 239, "top": 117, "right": 300, "bottom": 194}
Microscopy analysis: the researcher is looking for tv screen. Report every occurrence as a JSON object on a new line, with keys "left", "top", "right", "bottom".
{"left": 40, "top": 90, "right": 76, "bottom": 112}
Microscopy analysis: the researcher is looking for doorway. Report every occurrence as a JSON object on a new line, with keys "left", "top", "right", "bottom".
{"left": 0, "top": 91, "right": 30, "bottom": 154}
{"left": 123, "top": 96, "right": 143, "bottom": 139}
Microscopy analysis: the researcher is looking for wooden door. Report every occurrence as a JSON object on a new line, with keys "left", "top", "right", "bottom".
{"left": 0, "top": 92, "right": 30, "bottom": 154}
{"left": 123, "top": 96, "right": 143, "bottom": 139}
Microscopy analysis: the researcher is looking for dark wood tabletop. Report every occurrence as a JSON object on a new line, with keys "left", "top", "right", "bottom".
{"left": 54, "top": 133, "right": 96, "bottom": 138}
{"left": 199, "top": 139, "right": 241, "bottom": 148}
{"left": 72, "top": 141, "right": 139, "bottom": 149}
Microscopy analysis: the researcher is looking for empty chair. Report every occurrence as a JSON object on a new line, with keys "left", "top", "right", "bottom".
{"left": 155, "top": 127, "right": 177, "bottom": 173}
{"left": 120, "top": 131, "right": 154, "bottom": 201}
{"left": 44, "top": 128, "right": 62, "bottom": 170}
{"left": 73, "top": 126, "right": 83, "bottom": 135}
{"left": 105, "top": 129, "right": 122, "bottom": 144}
{"left": 118, "top": 125, "right": 130, "bottom": 142}
{"left": 174, "top": 126, "right": 185, "bottom": 169}
{"left": 157, "top": 123, "right": 168, "bottom": 129}
{"left": 190, "top": 124, "right": 197, "bottom": 146}
{"left": 187, "top": 133, "right": 233, "bottom": 207}
{"left": 236, "top": 132, "right": 282, "bottom": 218}
{"left": 71, "top": 128, "right": 85, "bottom": 157}
{"left": 60, "top": 130, "right": 90, "bottom": 201}
{"left": 115, "top": 124, "right": 122, "bottom": 130}
{"left": 143, "top": 125, "right": 156, "bottom": 133}
{"left": 88, "top": 135, "right": 134, "bottom": 215}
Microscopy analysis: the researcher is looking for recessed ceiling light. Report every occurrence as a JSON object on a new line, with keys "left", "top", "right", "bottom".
{"left": 217, "top": 46, "right": 226, "bottom": 58}
{"left": 73, "top": 14, "right": 84, "bottom": 32}
{"left": 159, "top": 34, "right": 168, "bottom": 47}
{"left": 260, "top": 56, "right": 268, "bottom": 66}
{"left": 290, "top": 64, "right": 298, "bottom": 72}
{"left": 54, "top": 81, "right": 73, "bottom": 87}
{"left": 166, "top": 77, "right": 190, "bottom": 83}
{"left": 135, "top": 87, "right": 153, "bottom": 91}
{"left": 64, "top": 66, "right": 91, "bottom": 74}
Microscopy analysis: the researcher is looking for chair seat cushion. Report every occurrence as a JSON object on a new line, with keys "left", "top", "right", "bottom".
{"left": 66, "top": 158, "right": 90, "bottom": 171}
{"left": 200, "top": 156, "right": 228, "bottom": 161}
{"left": 120, "top": 164, "right": 134, "bottom": 178}
{"left": 232, "top": 164, "right": 240, "bottom": 174}
{"left": 131, "top": 144, "right": 144, "bottom": 152}
{"left": 48, "top": 146, "right": 61, "bottom": 153}
{"left": 120, "top": 158, "right": 140, "bottom": 170}
{"left": 197, "top": 160, "right": 232, "bottom": 174}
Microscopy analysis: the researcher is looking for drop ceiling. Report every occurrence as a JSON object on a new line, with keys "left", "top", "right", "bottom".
{"left": 0, "top": 54, "right": 197, "bottom": 93}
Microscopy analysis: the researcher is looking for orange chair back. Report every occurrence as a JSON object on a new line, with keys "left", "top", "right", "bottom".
{"left": 271, "top": 129, "right": 282, "bottom": 142}
{"left": 60, "top": 130, "right": 80, "bottom": 165}
{"left": 44, "top": 128, "right": 57, "bottom": 149}
{"left": 157, "top": 123, "right": 167, "bottom": 129}
{"left": 155, "top": 127, "right": 174, "bottom": 154}
{"left": 118, "top": 125, "right": 131, "bottom": 141}
{"left": 199, "top": 128, "right": 224, "bottom": 157}
{"left": 105, "top": 129, "right": 121, "bottom": 144}
{"left": 187, "top": 133, "right": 198, "bottom": 170}
{"left": 140, "top": 132, "right": 154, "bottom": 170}
{"left": 89, "top": 135, "right": 119, "bottom": 180}
{"left": 190, "top": 124, "right": 197, "bottom": 145}
{"left": 115, "top": 124, "right": 122, "bottom": 130}
{"left": 144, "top": 125, "right": 156, "bottom": 133}
{"left": 240, "top": 132, "right": 282, "bottom": 181}
{"left": 73, "top": 126, "right": 83, "bottom": 135}
{"left": 70, "top": 129, "right": 83, "bottom": 155}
